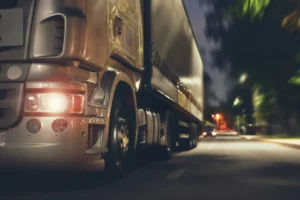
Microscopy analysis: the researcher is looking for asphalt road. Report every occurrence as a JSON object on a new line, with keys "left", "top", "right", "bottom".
{"left": 2, "top": 135, "right": 300, "bottom": 200}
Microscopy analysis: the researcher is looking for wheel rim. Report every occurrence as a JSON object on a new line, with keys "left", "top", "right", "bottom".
{"left": 118, "top": 118, "right": 129, "bottom": 158}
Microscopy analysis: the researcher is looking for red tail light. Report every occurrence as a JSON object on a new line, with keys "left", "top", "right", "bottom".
{"left": 69, "top": 94, "right": 84, "bottom": 113}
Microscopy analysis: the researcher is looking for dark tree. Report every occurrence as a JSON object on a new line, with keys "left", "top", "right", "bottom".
{"left": 203, "top": 0, "right": 300, "bottom": 134}
{"left": 203, "top": 71, "right": 219, "bottom": 122}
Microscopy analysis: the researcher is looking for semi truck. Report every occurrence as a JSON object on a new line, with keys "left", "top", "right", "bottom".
{"left": 0, "top": 0, "right": 203, "bottom": 177}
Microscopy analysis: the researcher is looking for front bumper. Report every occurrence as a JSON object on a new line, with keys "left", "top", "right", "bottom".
{"left": 0, "top": 116, "right": 101, "bottom": 172}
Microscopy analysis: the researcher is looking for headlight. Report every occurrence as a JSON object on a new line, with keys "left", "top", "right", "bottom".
{"left": 26, "top": 94, "right": 40, "bottom": 111}
{"left": 202, "top": 132, "right": 207, "bottom": 136}
{"left": 25, "top": 93, "right": 84, "bottom": 114}
{"left": 41, "top": 94, "right": 68, "bottom": 112}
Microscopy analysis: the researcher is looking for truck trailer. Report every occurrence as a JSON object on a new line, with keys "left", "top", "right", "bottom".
{"left": 0, "top": 0, "right": 203, "bottom": 177}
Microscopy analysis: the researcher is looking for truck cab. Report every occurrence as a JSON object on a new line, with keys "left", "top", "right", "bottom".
{"left": 0, "top": 0, "right": 203, "bottom": 177}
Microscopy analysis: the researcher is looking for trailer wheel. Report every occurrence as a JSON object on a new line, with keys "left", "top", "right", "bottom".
{"left": 194, "top": 136, "right": 198, "bottom": 148}
{"left": 189, "top": 123, "right": 198, "bottom": 149}
{"left": 167, "top": 113, "right": 174, "bottom": 153}
{"left": 104, "top": 96, "right": 135, "bottom": 179}
{"left": 190, "top": 131, "right": 197, "bottom": 148}
{"left": 180, "top": 137, "right": 194, "bottom": 150}
{"left": 192, "top": 135, "right": 197, "bottom": 148}
{"left": 158, "top": 112, "right": 174, "bottom": 161}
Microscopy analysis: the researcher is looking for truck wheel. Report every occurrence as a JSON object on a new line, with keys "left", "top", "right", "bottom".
{"left": 104, "top": 98, "right": 135, "bottom": 179}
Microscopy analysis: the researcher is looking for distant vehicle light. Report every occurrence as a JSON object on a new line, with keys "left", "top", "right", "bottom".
{"left": 202, "top": 132, "right": 207, "bottom": 136}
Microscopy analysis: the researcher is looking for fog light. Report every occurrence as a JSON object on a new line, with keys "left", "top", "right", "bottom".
{"left": 52, "top": 119, "right": 68, "bottom": 133}
{"left": 27, "top": 119, "right": 41, "bottom": 133}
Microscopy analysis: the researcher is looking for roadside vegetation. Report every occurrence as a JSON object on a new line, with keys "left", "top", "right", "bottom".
{"left": 201, "top": 0, "right": 300, "bottom": 136}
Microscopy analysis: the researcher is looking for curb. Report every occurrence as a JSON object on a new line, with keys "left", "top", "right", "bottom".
{"left": 242, "top": 136, "right": 300, "bottom": 150}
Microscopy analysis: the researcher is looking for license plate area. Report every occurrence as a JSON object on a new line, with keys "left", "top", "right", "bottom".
{"left": 0, "top": 8, "right": 23, "bottom": 47}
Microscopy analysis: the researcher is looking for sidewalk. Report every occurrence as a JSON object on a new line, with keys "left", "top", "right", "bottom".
{"left": 242, "top": 135, "right": 300, "bottom": 150}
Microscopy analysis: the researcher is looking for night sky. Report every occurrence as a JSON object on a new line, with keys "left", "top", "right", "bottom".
{"left": 184, "top": 0, "right": 231, "bottom": 104}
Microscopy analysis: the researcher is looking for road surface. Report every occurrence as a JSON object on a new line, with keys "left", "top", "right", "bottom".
{"left": 2, "top": 135, "right": 300, "bottom": 200}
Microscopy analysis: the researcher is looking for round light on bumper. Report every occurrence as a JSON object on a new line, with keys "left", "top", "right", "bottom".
{"left": 52, "top": 119, "right": 69, "bottom": 133}
{"left": 27, "top": 119, "right": 42, "bottom": 133}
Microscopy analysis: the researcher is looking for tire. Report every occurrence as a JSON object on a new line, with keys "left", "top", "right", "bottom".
{"left": 179, "top": 126, "right": 197, "bottom": 151}
{"left": 179, "top": 138, "right": 192, "bottom": 150}
{"left": 104, "top": 97, "right": 135, "bottom": 179}
{"left": 158, "top": 112, "right": 174, "bottom": 161}
{"left": 166, "top": 113, "right": 175, "bottom": 153}
{"left": 194, "top": 136, "right": 198, "bottom": 147}
{"left": 189, "top": 138, "right": 194, "bottom": 149}
{"left": 192, "top": 132, "right": 198, "bottom": 148}
{"left": 190, "top": 122, "right": 198, "bottom": 149}
{"left": 191, "top": 137, "right": 196, "bottom": 148}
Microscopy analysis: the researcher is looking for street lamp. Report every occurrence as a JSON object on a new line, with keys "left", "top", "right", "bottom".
{"left": 233, "top": 96, "right": 244, "bottom": 134}
{"left": 239, "top": 73, "right": 247, "bottom": 84}
{"left": 215, "top": 113, "right": 220, "bottom": 130}
{"left": 233, "top": 97, "right": 242, "bottom": 107}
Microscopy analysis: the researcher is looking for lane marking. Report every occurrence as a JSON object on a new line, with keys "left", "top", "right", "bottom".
{"left": 165, "top": 169, "right": 186, "bottom": 180}
{"left": 205, "top": 142, "right": 216, "bottom": 150}
{"left": 243, "top": 136, "right": 252, "bottom": 140}
{"left": 206, "top": 143, "right": 215, "bottom": 150}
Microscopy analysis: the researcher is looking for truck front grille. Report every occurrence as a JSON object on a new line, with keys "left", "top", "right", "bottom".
{"left": 0, "top": 83, "right": 23, "bottom": 129}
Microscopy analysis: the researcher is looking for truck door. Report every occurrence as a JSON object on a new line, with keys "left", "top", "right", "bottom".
{"left": 109, "top": 0, "right": 141, "bottom": 69}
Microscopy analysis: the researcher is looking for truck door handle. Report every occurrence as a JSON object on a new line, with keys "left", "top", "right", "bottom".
{"left": 114, "top": 16, "right": 123, "bottom": 36}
